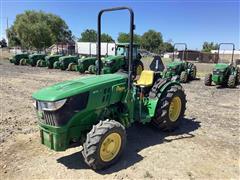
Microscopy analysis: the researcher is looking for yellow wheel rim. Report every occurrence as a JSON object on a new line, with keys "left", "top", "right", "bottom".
{"left": 100, "top": 133, "right": 122, "bottom": 162}
{"left": 169, "top": 96, "right": 182, "bottom": 122}
{"left": 136, "top": 65, "right": 143, "bottom": 75}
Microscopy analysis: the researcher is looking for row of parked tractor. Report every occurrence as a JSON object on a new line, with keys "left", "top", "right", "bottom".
{"left": 9, "top": 42, "right": 240, "bottom": 88}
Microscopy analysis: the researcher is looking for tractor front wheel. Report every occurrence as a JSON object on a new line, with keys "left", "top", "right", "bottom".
{"left": 82, "top": 120, "right": 126, "bottom": 170}
{"left": 180, "top": 71, "right": 188, "bottom": 83}
{"left": 204, "top": 73, "right": 212, "bottom": 86}
{"left": 227, "top": 75, "right": 236, "bottom": 88}
{"left": 152, "top": 85, "right": 186, "bottom": 131}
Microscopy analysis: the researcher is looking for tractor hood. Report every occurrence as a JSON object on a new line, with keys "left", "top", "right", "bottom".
{"left": 214, "top": 63, "right": 229, "bottom": 71}
{"left": 32, "top": 73, "right": 127, "bottom": 102}
{"left": 167, "top": 61, "right": 183, "bottom": 68}
{"left": 104, "top": 55, "right": 123, "bottom": 62}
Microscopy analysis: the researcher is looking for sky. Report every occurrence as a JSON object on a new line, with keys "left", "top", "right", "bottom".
{"left": 0, "top": 0, "right": 239, "bottom": 50}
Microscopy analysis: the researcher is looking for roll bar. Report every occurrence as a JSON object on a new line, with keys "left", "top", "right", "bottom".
{"left": 218, "top": 43, "right": 235, "bottom": 64}
{"left": 97, "top": 7, "right": 135, "bottom": 90}
{"left": 172, "top": 43, "right": 187, "bottom": 61}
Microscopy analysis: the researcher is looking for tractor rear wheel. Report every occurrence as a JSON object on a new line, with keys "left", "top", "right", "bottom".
{"left": 88, "top": 65, "right": 96, "bottom": 74}
{"left": 152, "top": 85, "right": 186, "bottom": 131}
{"left": 36, "top": 60, "right": 41, "bottom": 67}
{"left": 227, "top": 75, "right": 236, "bottom": 88}
{"left": 82, "top": 120, "right": 126, "bottom": 170}
{"left": 236, "top": 67, "right": 240, "bottom": 85}
{"left": 180, "top": 71, "right": 188, "bottom": 83}
{"left": 133, "top": 60, "right": 144, "bottom": 78}
{"left": 204, "top": 73, "right": 212, "bottom": 86}
{"left": 189, "top": 65, "right": 197, "bottom": 80}
{"left": 67, "top": 63, "right": 76, "bottom": 71}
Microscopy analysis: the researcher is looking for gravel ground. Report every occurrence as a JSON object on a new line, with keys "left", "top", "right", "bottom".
{"left": 0, "top": 58, "right": 239, "bottom": 179}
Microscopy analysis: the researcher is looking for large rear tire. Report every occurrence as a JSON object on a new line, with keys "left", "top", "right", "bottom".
{"left": 180, "top": 71, "right": 188, "bottom": 83}
{"left": 132, "top": 60, "right": 144, "bottom": 78}
{"left": 227, "top": 75, "right": 236, "bottom": 88}
{"left": 152, "top": 85, "right": 186, "bottom": 131}
{"left": 204, "top": 73, "right": 212, "bottom": 86}
{"left": 189, "top": 65, "right": 197, "bottom": 80}
{"left": 82, "top": 120, "right": 126, "bottom": 170}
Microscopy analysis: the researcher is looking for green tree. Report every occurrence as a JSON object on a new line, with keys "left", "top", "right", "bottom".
{"left": 7, "top": 10, "right": 72, "bottom": 49}
{"left": 79, "top": 29, "right": 114, "bottom": 42}
{"left": 117, "top": 32, "right": 141, "bottom": 44}
{"left": 101, "top": 33, "right": 114, "bottom": 42}
{"left": 202, "top": 42, "right": 219, "bottom": 52}
{"left": 141, "top": 29, "right": 163, "bottom": 53}
{"left": 159, "top": 42, "right": 174, "bottom": 53}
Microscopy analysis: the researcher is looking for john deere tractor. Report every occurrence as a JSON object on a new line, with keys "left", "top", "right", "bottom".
{"left": 32, "top": 7, "right": 186, "bottom": 170}
{"left": 76, "top": 56, "right": 97, "bottom": 73}
{"left": 53, "top": 55, "right": 79, "bottom": 70}
{"left": 45, "top": 54, "right": 63, "bottom": 69}
{"left": 88, "top": 43, "right": 143, "bottom": 76}
{"left": 27, "top": 53, "right": 47, "bottom": 66}
{"left": 205, "top": 43, "right": 240, "bottom": 88}
{"left": 9, "top": 53, "right": 29, "bottom": 65}
{"left": 162, "top": 43, "right": 197, "bottom": 83}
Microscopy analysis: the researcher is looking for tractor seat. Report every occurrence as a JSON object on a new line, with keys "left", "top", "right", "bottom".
{"left": 136, "top": 70, "right": 154, "bottom": 87}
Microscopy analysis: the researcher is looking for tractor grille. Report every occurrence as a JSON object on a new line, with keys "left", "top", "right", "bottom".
{"left": 37, "top": 91, "right": 89, "bottom": 127}
{"left": 42, "top": 111, "right": 56, "bottom": 126}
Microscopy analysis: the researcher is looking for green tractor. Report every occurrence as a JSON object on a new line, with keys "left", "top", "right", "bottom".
{"left": 45, "top": 54, "right": 63, "bottom": 69}
{"left": 89, "top": 43, "right": 144, "bottom": 76}
{"left": 32, "top": 7, "right": 186, "bottom": 170}
{"left": 53, "top": 55, "right": 79, "bottom": 70}
{"left": 204, "top": 43, "right": 239, "bottom": 88}
{"left": 9, "top": 53, "right": 29, "bottom": 65}
{"left": 27, "top": 53, "right": 47, "bottom": 66}
{"left": 162, "top": 43, "right": 197, "bottom": 83}
{"left": 76, "top": 56, "right": 97, "bottom": 73}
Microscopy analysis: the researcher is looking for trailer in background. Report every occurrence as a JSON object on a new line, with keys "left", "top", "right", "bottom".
{"left": 76, "top": 42, "right": 115, "bottom": 56}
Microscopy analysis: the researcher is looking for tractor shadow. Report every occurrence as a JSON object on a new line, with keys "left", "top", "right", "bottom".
{"left": 57, "top": 117, "right": 200, "bottom": 173}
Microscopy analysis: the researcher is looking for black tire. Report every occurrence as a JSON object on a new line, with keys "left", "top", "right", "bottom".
{"left": 189, "top": 65, "right": 197, "bottom": 80}
{"left": 236, "top": 67, "right": 240, "bottom": 85}
{"left": 132, "top": 60, "right": 144, "bottom": 78}
{"left": 152, "top": 85, "right": 186, "bottom": 131}
{"left": 82, "top": 120, "right": 126, "bottom": 170}
{"left": 180, "top": 71, "right": 188, "bottom": 83}
{"left": 227, "top": 75, "right": 236, "bottom": 88}
{"left": 204, "top": 73, "right": 212, "bottom": 86}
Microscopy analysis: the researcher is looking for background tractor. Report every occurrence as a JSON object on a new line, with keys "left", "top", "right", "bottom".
{"left": 9, "top": 53, "right": 29, "bottom": 65}
{"left": 53, "top": 55, "right": 79, "bottom": 70}
{"left": 27, "top": 53, "right": 47, "bottom": 66}
{"left": 89, "top": 43, "right": 144, "bottom": 76}
{"left": 32, "top": 7, "right": 186, "bottom": 170}
{"left": 76, "top": 56, "right": 96, "bottom": 73}
{"left": 162, "top": 43, "right": 197, "bottom": 83}
{"left": 204, "top": 43, "right": 239, "bottom": 88}
{"left": 45, "top": 54, "right": 63, "bottom": 69}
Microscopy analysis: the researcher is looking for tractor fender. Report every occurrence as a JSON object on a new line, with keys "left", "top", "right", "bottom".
{"left": 148, "top": 79, "right": 182, "bottom": 117}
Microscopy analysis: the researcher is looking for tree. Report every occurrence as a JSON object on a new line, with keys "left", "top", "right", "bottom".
{"left": 7, "top": 10, "right": 72, "bottom": 49}
{"left": 141, "top": 29, "right": 163, "bottom": 53}
{"left": 159, "top": 42, "right": 174, "bottom": 53}
{"left": 101, "top": 33, "right": 114, "bottom": 42}
{"left": 117, "top": 32, "right": 141, "bottom": 44}
{"left": 79, "top": 29, "right": 114, "bottom": 42}
{"left": 202, "top": 42, "right": 219, "bottom": 52}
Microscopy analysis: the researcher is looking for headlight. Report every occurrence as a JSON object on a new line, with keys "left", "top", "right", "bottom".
{"left": 36, "top": 99, "right": 67, "bottom": 111}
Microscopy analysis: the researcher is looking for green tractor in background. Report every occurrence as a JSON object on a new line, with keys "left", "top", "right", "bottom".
{"left": 76, "top": 56, "right": 96, "bottom": 73}
{"left": 162, "top": 43, "right": 197, "bottom": 83}
{"left": 53, "top": 55, "right": 79, "bottom": 70}
{"left": 9, "top": 53, "right": 29, "bottom": 65}
{"left": 88, "top": 43, "right": 144, "bottom": 76}
{"left": 32, "top": 7, "right": 186, "bottom": 170}
{"left": 27, "top": 53, "right": 47, "bottom": 66}
{"left": 205, "top": 43, "right": 240, "bottom": 88}
{"left": 45, "top": 54, "right": 63, "bottom": 69}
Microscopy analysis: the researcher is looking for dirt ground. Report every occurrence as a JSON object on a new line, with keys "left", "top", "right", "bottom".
{"left": 0, "top": 55, "right": 239, "bottom": 179}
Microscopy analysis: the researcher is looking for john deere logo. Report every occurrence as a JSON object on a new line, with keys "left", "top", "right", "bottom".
{"left": 116, "top": 86, "right": 125, "bottom": 92}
